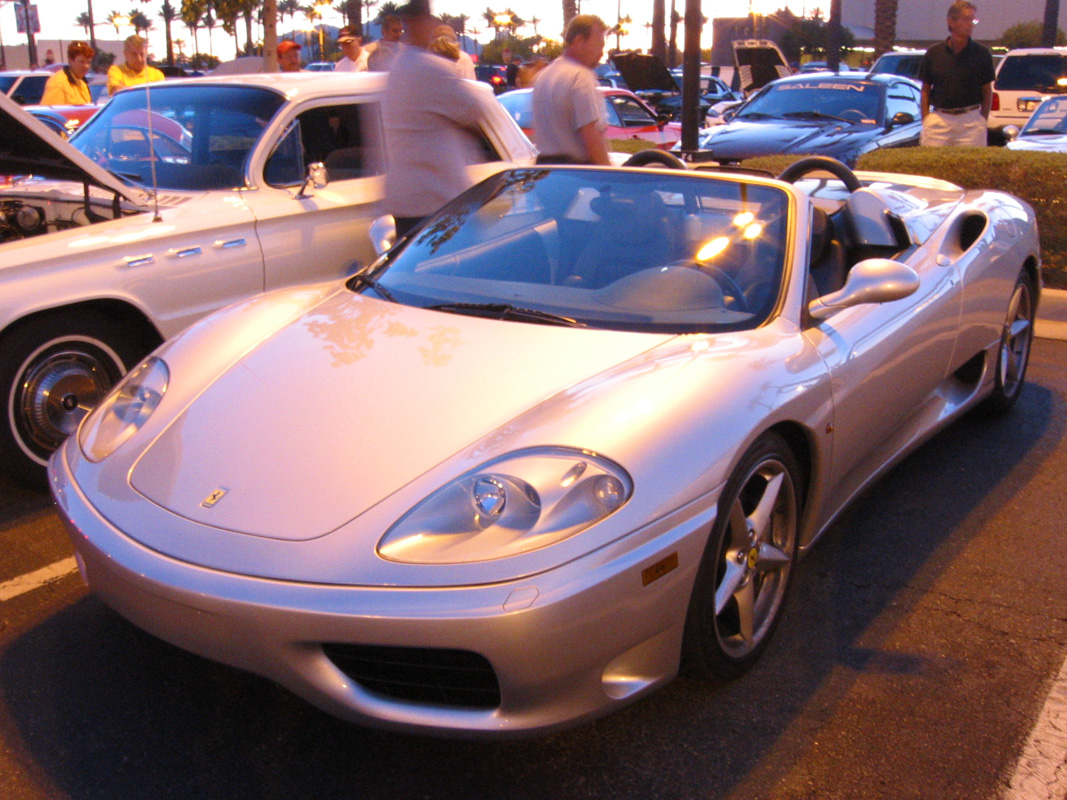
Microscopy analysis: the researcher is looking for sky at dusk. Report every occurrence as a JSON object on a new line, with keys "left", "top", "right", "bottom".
{"left": 1, "top": 0, "right": 807, "bottom": 64}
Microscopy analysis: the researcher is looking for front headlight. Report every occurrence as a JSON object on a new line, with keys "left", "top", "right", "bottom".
{"left": 378, "top": 447, "right": 633, "bottom": 564}
{"left": 79, "top": 357, "right": 169, "bottom": 462}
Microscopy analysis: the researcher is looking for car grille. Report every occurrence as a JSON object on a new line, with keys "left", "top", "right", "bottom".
{"left": 321, "top": 643, "right": 501, "bottom": 709}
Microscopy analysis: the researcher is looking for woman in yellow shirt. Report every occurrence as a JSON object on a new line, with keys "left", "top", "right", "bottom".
{"left": 41, "top": 41, "right": 94, "bottom": 105}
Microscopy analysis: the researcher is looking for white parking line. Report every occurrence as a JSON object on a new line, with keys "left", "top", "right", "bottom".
{"left": 0, "top": 557, "right": 79, "bottom": 602}
{"left": 1002, "top": 651, "right": 1067, "bottom": 800}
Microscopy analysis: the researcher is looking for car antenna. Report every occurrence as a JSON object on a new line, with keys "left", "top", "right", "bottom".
{"left": 144, "top": 82, "right": 162, "bottom": 222}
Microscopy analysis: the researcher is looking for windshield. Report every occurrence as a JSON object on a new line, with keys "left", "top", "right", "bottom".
{"left": 70, "top": 84, "right": 286, "bottom": 190}
{"left": 1022, "top": 97, "right": 1067, "bottom": 133}
{"left": 361, "top": 169, "right": 790, "bottom": 334}
{"left": 740, "top": 80, "right": 884, "bottom": 125}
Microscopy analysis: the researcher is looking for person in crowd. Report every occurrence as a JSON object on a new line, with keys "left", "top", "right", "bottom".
{"left": 530, "top": 15, "right": 610, "bottom": 165}
{"left": 335, "top": 26, "right": 369, "bottom": 72}
{"left": 382, "top": 0, "right": 499, "bottom": 237}
{"left": 278, "top": 40, "right": 303, "bottom": 72}
{"left": 367, "top": 15, "right": 403, "bottom": 71}
{"left": 517, "top": 57, "right": 548, "bottom": 88}
{"left": 428, "top": 33, "right": 460, "bottom": 63}
{"left": 432, "top": 23, "right": 475, "bottom": 79}
{"left": 107, "top": 35, "right": 164, "bottom": 96}
{"left": 505, "top": 55, "right": 522, "bottom": 88}
{"left": 917, "top": 0, "right": 995, "bottom": 146}
{"left": 41, "top": 41, "right": 94, "bottom": 105}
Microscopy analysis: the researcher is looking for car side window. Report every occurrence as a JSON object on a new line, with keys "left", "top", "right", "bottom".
{"left": 266, "top": 101, "right": 385, "bottom": 187}
{"left": 885, "top": 82, "right": 920, "bottom": 120}
{"left": 608, "top": 96, "right": 655, "bottom": 127}
{"left": 13, "top": 75, "right": 47, "bottom": 105}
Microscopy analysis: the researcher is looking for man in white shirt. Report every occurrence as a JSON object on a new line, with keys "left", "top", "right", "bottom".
{"left": 335, "top": 26, "right": 369, "bottom": 72}
{"left": 382, "top": 0, "right": 498, "bottom": 237}
{"left": 531, "top": 15, "right": 610, "bottom": 165}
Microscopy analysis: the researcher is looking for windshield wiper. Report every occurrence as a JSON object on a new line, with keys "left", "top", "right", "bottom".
{"left": 426, "top": 302, "right": 586, "bottom": 327}
{"left": 783, "top": 110, "right": 852, "bottom": 123}
{"left": 350, "top": 273, "right": 397, "bottom": 303}
{"left": 1022, "top": 128, "right": 1065, "bottom": 135}
{"left": 737, "top": 111, "right": 781, "bottom": 120}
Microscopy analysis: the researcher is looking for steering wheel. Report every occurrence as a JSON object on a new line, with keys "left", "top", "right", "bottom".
{"left": 623, "top": 149, "right": 687, "bottom": 169}
{"left": 675, "top": 261, "right": 749, "bottom": 312}
{"left": 777, "top": 156, "right": 862, "bottom": 192}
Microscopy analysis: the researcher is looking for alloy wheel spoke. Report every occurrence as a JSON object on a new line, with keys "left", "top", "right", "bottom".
{"left": 735, "top": 579, "right": 755, "bottom": 645}
{"left": 715, "top": 560, "right": 747, "bottom": 616}
{"left": 748, "top": 470, "right": 784, "bottom": 542}
{"left": 755, "top": 542, "right": 790, "bottom": 571}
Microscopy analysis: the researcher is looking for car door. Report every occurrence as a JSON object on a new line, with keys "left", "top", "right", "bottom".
{"left": 877, "top": 79, "right": 922, "bottom": 149}
{"left": 242, "top": 99, "right": 389, "bottom": 291}
{"left": 802, "top": 224, "right": 962, "bottom": 511}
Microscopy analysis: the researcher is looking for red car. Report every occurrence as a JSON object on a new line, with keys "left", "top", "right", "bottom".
{"left": 498, "top": 87, "right": 683, "bottom": 150}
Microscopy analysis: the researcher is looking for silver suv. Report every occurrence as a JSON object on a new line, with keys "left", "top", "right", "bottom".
{"left": 989, "top": 48, "right": 1067, "bottom": 134}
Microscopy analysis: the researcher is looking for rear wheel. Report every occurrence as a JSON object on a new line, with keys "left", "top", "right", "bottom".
{"left": 683, "top": 432, "right": 801, "bottom": 680}
{"left": 0, "top": 312, "right": 148, "bottom": 486}
{"left": 983, "top": 270, "right": 1035, "bottom": 414}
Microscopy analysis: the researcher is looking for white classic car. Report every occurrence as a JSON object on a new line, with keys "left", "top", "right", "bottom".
{"left": 0, "top": 73, "right": 536, "bottom": 482}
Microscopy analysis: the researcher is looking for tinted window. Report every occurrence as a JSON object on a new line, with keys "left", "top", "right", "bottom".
{"left": 71, "top": 84, "right": 286, "bottom": 190}
{"left": 742, "top": 80, "right": 883, "bottom": 125}
{"left": 884, "top": 81, "right": 920, "bottom": 120}
{"left": 996, "top": 54, "right": 1067, "bottom": 92}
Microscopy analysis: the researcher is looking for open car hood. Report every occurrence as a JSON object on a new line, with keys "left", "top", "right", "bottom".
{"left": 732, "top": 39, "right": 792, "bottom": 95}
{"left": 611, "top": 52, "right": 678, "bottom": 92}
{"left": 0, "top": 91, "right": 149, "bottom": 207}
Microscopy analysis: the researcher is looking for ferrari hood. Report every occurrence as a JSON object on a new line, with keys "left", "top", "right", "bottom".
{"left": 611, "top": 53, "right": 678, "bottom": 92}
{"left": 699, "top": 118, "right": 871, "bottom": 162}
{"left": 129, "top": 292, "right": 667, "bottom": 540}
{"left": 0, "top": 91, "right": 149, "bottom": 206}
{"left": 1007, "top": 135, "right": 1067, "bottom": 152}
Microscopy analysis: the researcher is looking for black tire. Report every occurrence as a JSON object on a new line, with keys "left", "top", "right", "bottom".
{"left": 683, "top": 432, "right": 801, "bottom": 681}
{"left": 623, "top": 149, "right": 687, "bottom": 169}
{"left": 0, "top": 311, "right": 149, "bottom": 486}
{"left": 777, "top": 156, "right": 862, "bottom": 192}
{"left": 983, "top": 270, "right": 1035, "bottom": 414}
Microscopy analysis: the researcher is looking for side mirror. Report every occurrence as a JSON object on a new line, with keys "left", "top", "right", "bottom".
{"left": 297, "top": 161, "right": 328, "bottom": 198}
{"left": 369, "top": 215, "right": 397, "bottom": 256}
{"left": 808, "top": 258, "right": 920, "bottom": 320}
{"left": 888, "top": 111, "right": 915, "bottom": 129}
{"left": 1003, "top": 125, "right": 1020, "bottom": 142}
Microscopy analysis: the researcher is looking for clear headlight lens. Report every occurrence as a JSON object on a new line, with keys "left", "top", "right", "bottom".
{"left": 378, "top": 447, "right": 633, "bottom": 564}
{"left": 79, "top": 357, "right": 169, "bottom": 462}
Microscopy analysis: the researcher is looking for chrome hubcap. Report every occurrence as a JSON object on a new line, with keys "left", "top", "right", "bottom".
{"left": 19, "top": 349, "right": 116, "bottom": 452}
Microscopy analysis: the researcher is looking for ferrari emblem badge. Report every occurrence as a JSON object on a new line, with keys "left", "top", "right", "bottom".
{"left": 201, "top": 488, "right": 228, "bottom": 508}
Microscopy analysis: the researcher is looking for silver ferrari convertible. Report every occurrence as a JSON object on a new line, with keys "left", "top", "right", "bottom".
{"left": 50, "top": 157, "right": 1040, "bottom": 738}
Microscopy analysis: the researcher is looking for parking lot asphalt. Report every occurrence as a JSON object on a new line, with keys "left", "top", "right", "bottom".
{"left": 1038, "top": 287, "right": 1067, "bottom": 340}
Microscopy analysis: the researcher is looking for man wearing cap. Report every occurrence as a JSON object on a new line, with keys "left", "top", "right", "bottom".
{"left": 382, "top": 0, "right": 499, "bottom": 237}
{"left": 278, "top": 40, "right": 303, "bottom": 72}
{"left": 107, "top": 34, "right": 164, "bottom": 95}
{"left": 335, "top": 26, "right": 369, "bottom": 72}
{"left": 531, "top": 15, "right": 611, "bottom": 165}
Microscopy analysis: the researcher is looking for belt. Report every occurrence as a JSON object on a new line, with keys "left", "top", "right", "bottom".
{"left": 935, "top": 105, "right": 981, "bottom": 115}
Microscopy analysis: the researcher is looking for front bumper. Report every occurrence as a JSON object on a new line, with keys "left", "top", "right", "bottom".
{"left": 50, "top": 442, "right": 714, "bottom": 738}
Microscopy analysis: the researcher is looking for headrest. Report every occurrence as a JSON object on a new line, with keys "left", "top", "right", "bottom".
{"left": 845, "top": 187, "right": 901, "bottom": 248}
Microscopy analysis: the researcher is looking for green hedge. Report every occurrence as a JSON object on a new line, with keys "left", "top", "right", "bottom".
{"left": 743, "top": 148, "right": 1067, "bottom": 289}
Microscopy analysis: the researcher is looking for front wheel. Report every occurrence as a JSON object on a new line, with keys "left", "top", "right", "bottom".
{"left": 0, "top": 312, "right": 149, "bottom": 485}
{"left": 983, "top": 270, "right": 1035, "bottom": 414}
{"left": 683, "top": 432, "right": 801, "bottom": 681}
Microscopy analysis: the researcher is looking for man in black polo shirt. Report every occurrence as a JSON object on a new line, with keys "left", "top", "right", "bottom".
{"left": 917, "top": 0, "right": 995, "bottom": 146}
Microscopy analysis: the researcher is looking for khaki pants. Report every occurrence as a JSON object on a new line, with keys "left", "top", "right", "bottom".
{"left": 921, "top": 108, "right": 987, "bottom": 147}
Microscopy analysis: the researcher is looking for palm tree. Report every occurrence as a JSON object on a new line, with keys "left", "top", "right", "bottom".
{"left": 106, "top": 9, "right": 127, "bottom": 35}
{"left": 75, "top": 11, "right": 93, "bottom": 37}
{"left": 278, "top": 0, "right": 300, "bottom": 36}
{"left": 129, "top": 10, "right": 153, "bottom": 35}
{"left": 562, "top": 0, "right": 576, "bottom": 31}
{"left": 159, "top": 0, "right": 179, "bottom": 65}
{"left": 181, "top": 0, "right": 207, "bottom": 55}
{"left": 873, "top": 0, "right": 898, "bottom": 59}
{"left": 650, "top": 0, "right": 666, "bottom": 61}
{"left": 1043, "top": 0, "right": 1061, "bottom": 47}
{"left": 376, "top": 1, "right": 399, "bottom": 22}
